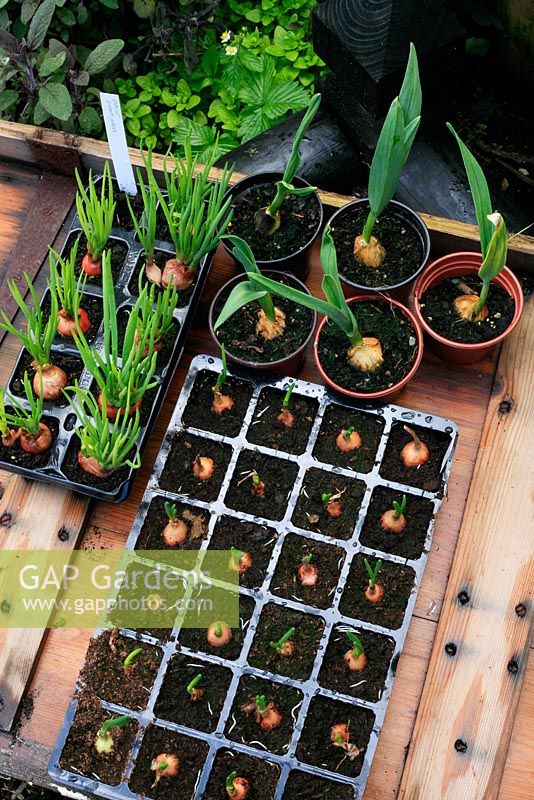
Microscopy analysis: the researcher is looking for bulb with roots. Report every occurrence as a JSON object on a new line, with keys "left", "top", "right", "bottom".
{"left": 1, "top": 428, "right": 20, "bottom": 447}
{"left": 57, "top": 307, "right": 91, "bottom": 338}
{"left": 81, "top": 250, "right": 102, "bottom": 276}
{"left": 453, "top": 293, "right": 488, "bottom": 322}
{"left": 297, "top": 559, "right": 319, "bottom": 587}
{"left": 364, "top": 582, "right": 384, "bottom": 604}
{"left": 347, "top": 338, "right": 384, "bottom": 372}
{"left": 400, "top": 426, "right": 429, "bottom": 468}
{"left": 241, "top": 697, "right": 282, "bottom": 731}
{"left": 77, "top": 452, "right": 116, "bottom": 478}
{"left": 226, "top": 772, "right": 250, "bottom": 799}
{"left": 162, "top": 517, "right": 188, "bottom": 547}
{"left": 256, "top": 307, "right": 286, "bottom": 340}
{"left": 145, "top": 258, "right": 196, "bottom": 291}
{"left": 212, "top": 389, "right": 234, "bottom": 415}
{"left": 20, "top": 423, "right": 53, "bottom": 455}
{"left": 97, "top": 392, "right": 142, "bottom": 421}
{"left": 192, "top": 455, "right": 215, "bottom": 481}
{"left": 207, "top": 621, "right": 232, "bottom": 647}
{"left": 336, "top": 427, "right": 362, "bottom": 452}
{"left": 331, "top": 723, "right": 362, "bottom": 760}
{"left": 277, "top": 407, "right": 294, "bottom": 428}
{"left": 32, "top": 363, "right": 68, "bottom": 402}
{"left": 353, "top": 235, "right": 386, "bottom": 268}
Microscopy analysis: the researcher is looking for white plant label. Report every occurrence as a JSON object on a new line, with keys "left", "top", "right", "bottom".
{"left": 99, "top": 92, "right": 137, "bottom": 195}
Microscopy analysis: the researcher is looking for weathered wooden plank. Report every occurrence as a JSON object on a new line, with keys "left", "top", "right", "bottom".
{"left": 399, "top": 294, "right": 534, "bottom": 800}
{"left": 0, "top": 479, "right": 89, "bottom": 731}
{"left": 497, "top": 646, "right": 534, "bottom": 800}
{"left": 0, "top": 121, "right": 533, "bottom": 271}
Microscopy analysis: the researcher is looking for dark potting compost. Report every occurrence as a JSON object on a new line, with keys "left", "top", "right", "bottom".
{"left": 312, "top": 403, "right": 384, "bottom": 473}
{"left": 203, "top": 749, "right": 280, "bottom": 800}
{"left": 271, "top": 532, "right": 345, "bottom": 609}
{"left": 379, "top": 422, "right": 453, "bottom": 492}
{"left": 340, "top": 554, "right": 416, "bottom": 630}
{"left": 359, "top": 486, "right": 435, "bottom": 560}
{"left": 224, "top": 449, "right": 299, "bottom": 521}
{"left": 181, "top": 369, "right": 254, "bottom": 438}
{"left": 134, "top": 494, "right": 210, "bottom": 551}
{"left": 292, "top": 467, "right": 366, "bottom": 540}
{"left": 246, "top": 386, "right": 319, "bottom": 455}
{"left": 207, "top": 515, "right": 278, "bottom": 590}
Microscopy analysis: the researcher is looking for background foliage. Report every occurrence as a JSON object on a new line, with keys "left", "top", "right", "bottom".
{"left": 0, "top": 0, "right": 326, "bottom": 158}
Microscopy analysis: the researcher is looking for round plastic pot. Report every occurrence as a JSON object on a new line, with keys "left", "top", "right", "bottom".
{"left": 413, "top": 252, "right": 524, "bottom": 365}
{"left": 209, "top": 271, "right": 317, "bottom": 377}
{"left": 222, "top": 171, "right": 323, "bottom": 280}
{"left": 328, "top": 198, "right": 431, "bottom": 301}
{"left": 313, "top": 294, "right": 424, "bottom": 401}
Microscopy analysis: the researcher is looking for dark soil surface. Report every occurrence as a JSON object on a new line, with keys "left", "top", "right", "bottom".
{"left": 181, "top": 369, "right": 254, "bottom": 438}
{"left": 64, "top": 231, "right": 128, "bottom": 286}
{"left": 224, "top": 450, "right": 299, "bottom": 521}
{"left": 340, "top": 553, "right": 416, "bottom": 630}
{"left": 203, "top": 748, "right": 281, "bottom": 800}
{"left": 0, "top": 416, "right": 58, "bottom": 469}
{"left": 127, "top": 249, "right": 195, "bottom": 308}
{"left": 228, "top": 181, "right": 321, "bottom": 261}
{"left": 359, "top": 486, "right": 434, "bottom": 560}
{"left": 80, "top": 630, "right": 162, "bottom": 710}
{"left": 318, "top": 626, "right": 395, "bottom": 702}
{"left": 60, "top": 436, "right": 134, "bottom": 494}
{"left": 271, "top": 533, "right": 345, "bottom": 609}
{"left": 420, "top": 274, "right": 515, "bottom": 343}
{"left": 10, "top": 351, "right": 84, "bottom": 407}
{"left": 116, "top": 305, "right": 180, "bottom": 372}
{"left": 58, "top": 689, "right": 138, "bottom": 786}
{"left": 283, "top": 770, "right": 356, "bottom": 799}
{"left": 292, "top": 467, "right": 366, "bottom": 540}
{"left": 134, "top": 494, "right": 210, "bottom": 551}
{"left": 40, "top": 290, "right": 103, "bottom": 347}
{"left": 225, "top": 674, "right": 303, "bottom": 754}
{"left": 296, "top": 695, "right": 375, "bottom": 777}
{"left": 0, "top": 775, "right": 65, "bottom": 800}
{"left": 317, "top": 302, "right": 419, "bottom": 393}
{"left": 177, "top": 594, "right": 255, "bottom": 661}
{"left": 213, "top": 274, "right": 314, "bottom": 364}
{"left": 154, "top": 653, "right": 232, "bottom": 732}
{"left": 330, "top": 204, "right": 424, "bottom": 289}
{"left": 128, "top": 725, "right": 208, "bottom": 800}
{"left": 312, "top": 403, "right": 384, "bottom": 473}
{"left": 379, "top": 422, "right": 453, "bottom": 492}
{"left": 158, "top": 431, "right": 232, "bottom": 502}
{"left": 208, "top": 515, "right": 278, "bottom": 590}
{"left": 246, "top": 387, "right": 319, "bottom": 455}
{"left": 248, "top": 603, "right": 325, "bottom": 681}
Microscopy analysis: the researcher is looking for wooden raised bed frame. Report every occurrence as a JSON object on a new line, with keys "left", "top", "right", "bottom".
{"left": 0, "top": 122, "right": 532, "bottom": 800}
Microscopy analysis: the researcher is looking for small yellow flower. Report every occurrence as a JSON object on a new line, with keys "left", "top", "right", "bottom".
{"left": 225, "top": 45, "right": 238, "bottom": 56}
{"left": 220, "top": 30, "right": 232, "bottom": 43}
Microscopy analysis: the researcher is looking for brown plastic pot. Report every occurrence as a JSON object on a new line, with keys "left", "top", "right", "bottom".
{"left": 209, "top": 271, "right": 317, "bottom": 377}
{"left": 313, "top": 295, "right": 424, "bottom": 401}
{"left": 327, "top": 198, "right": 431, "bottom": 302}
{"left": 413, "top": 252, "right": 524, "bottom": 365}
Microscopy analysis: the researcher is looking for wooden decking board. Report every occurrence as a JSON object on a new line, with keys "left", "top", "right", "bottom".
{"left": 398, "top": 295, "right": 534, "bottom": 800}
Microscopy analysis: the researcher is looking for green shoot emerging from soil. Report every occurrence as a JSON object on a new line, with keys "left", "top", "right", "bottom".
{"left": 48, "top": 240, "right": 91, "bottom": 338}
{"left": 73, "top": 251, "right": 158, "bottom": 413}
{"left": 186, "top": 673, "right": 204, "bottom": 701}
{"left": 164, "top": 501, "right": 177, "bottom": 521}
{"left": 229, "top": 546, "right": 252, "bottom": 575}
{"left": 297, "top": 552, "right": 318, "bottom": 586}
{"left": 346, "top": 631, "right": 365, "bottom": 659}
{"left": 381, "top": 494, "right": 407, "bottom": 534}
{"left": 126, "top": 147, "right": 158, "bottom": 273}
{"left": 76, "top": 161, "right": 115, "bottom": 276}
{"left": 354, "top": 43, "right": 421, "bottom": 269}
{"left": 150, "top": 139, "right": 233, "bottom": 290}
{"left": 247, "top": 228, "right": 386, "bottom": 373}
{"left": 282, "top": 382, "right": 295, "bottom": 408}
{"left": 393, "top": 495, "right": 407, "bottom": 517}
{"left": 447, "top": 124, "right": 508, "bottom": 322}
{"left": 215, "top": 235, "right": 286, "bottom": 341}
{"left": 0, "top": 273, "right": 67, "bottom": 401}
{"left": 123, "top": 646, "right": 142, "bottom": 674}
{"left": 64, "top": 382, "right": 141, "bottom": 478}
{"left": 94, "top": 715, "right": 131, "bottom": 754}
{"left": 240, "top": 694, "right": 283, "bottom": 731}
{"left": 226, "top": 770, "right": 250, "bottom": 799}
{"left": 251, "top": 472, "right": 266, "bottom": 497}
{"left": 278, "top": 381, "right": 296, "bottom": 427}
{"left": 270, "top": 627, "right": 296, "bottom": 656}
{"left": 212, "top": 344, "right": 234, "bottom": 415}
{"left": 230, "top": 546, "right": 244, "bottom": 564}
{"left": 255, "top": 93, "right": 321, "bottom": 235}
{"left": 364, "top": 558, "right": 382, "bottom": 590}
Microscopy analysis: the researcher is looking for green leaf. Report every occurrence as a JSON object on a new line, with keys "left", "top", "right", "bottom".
{"left": 20, "top": 0, "right": 39, "bottom": 25}
{"left": 78, "top": 106, "right": 102, "bottom": 135}
{"left": 368, "top": 99, "right": 405, "bottom": 216}
{"left": 166, "top": 109, "right": 181, "bottom": 128}
{"left": 0, "top": 89, "right": 18, "bottom": 112}
{"left": 71, "top": 70, "right": 90, "bottom": 87}
{"left": 447, "top": 123, "right": 493, "bottom": 255}
{"left": 398, "top": 43, "right": 422, "bottom": 123}
{"left": 478, "top": 213, "right": 507, "bottom": 284}
{"left": 32, "top": 100, "right": 49, "bottom": 125}
{"left": 84, "top": 39, "right": 124, "bottom": 75}
{"left": 214, "top": 282, "right": 268, "bottom": 330}
{"left": 99, "top": 0, "right": 119, "bottom": 7}
{"left": 27, "top": 0, "right": 56, "bottom": 50}
{"left": 39, "top": 51, "right": 66, "bottom": 78}
{"left": 38, "top": 82, "right": 72, "bottom": 121}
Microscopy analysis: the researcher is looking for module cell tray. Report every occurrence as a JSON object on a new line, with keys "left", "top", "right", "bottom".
{"left": 49, "top": 354, "right": 458, "bottom": 798}
{"left": 0, "top": 185, "right": 213, "bottom": 502}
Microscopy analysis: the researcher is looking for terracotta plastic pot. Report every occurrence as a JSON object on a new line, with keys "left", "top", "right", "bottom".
{"left": 327, "top": 198, "right": 431, "bottom": 302}
{"left": 209, "top": 271, "right": 317, "bottom": 377}
{"left": 222, "top": 171, "right": 323, "bottom": 281}
{"left": 413, "top": 252, "right": 524, "bottom": 365}
{"left": 314, "top": 294, "right": 424, "bottom": 401}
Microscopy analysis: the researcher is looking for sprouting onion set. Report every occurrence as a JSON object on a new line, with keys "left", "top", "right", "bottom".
{"left": 49, "top": 355, "right": 458, "bottom": 799}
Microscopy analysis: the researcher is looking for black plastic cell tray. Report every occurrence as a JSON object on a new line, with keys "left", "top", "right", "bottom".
{"left": 49, "top": 354, "right": 459, "bottom": 797}
{"left": 0, "top": 187, "right": 212, "bottom": 502}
